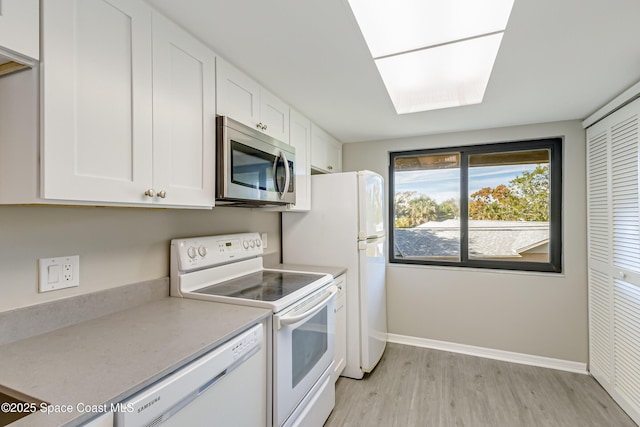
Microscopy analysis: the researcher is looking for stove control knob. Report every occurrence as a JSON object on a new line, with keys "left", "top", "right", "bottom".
{"left": 198, "top": 246, "right": 208, "bottom": 257}
{"left": 242, "top": 240, "right": 249, "bottom": 249}
{"left": 187, "top": 246, "right": 197, "bottom": 259}
{"left": 250, "top": 240, "right": 255, "bottom": 248}
{"left": 256, "top": 239, "right": 261, "bottom": 247}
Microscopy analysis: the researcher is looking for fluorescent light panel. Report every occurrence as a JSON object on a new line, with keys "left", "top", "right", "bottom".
{"left": 347, "top": 0, "right": 514, "bottom": 114}
{"left": 375, "top": 33, "right": 504, "bottom": 114}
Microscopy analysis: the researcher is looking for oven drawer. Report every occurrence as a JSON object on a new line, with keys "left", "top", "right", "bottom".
{"left": 283, "top": 363, "right": 334, "bottom": 427}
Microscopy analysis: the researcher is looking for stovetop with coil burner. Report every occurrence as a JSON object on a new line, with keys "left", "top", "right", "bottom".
{"left": 195, "top": 270, "right": 326, "bottom": 302}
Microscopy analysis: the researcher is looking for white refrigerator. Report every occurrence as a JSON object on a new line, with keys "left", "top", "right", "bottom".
{"left": 282, "top": 170, "right": 387, "bottom": 379}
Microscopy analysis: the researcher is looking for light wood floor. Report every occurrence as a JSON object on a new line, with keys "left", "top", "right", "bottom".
{"left": 325, "top": 343, "right": 637, "bottom": 427}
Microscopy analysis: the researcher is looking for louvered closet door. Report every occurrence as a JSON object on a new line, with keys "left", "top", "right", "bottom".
{"left": 587, "top": 122, "right": 613, "bottom": 384}
{"left": 587, "top": 97, "right": 640, "bottom": 425}
{"left": 610, "top": 103, "right": 640, "bottom": 419}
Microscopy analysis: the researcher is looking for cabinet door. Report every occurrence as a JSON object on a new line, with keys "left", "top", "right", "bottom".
{"left": 326, "top": 135, "right": 342, "bottom": 173}
{"left": 311, "top": 123, "right": 342, "bottom": 173}
{"left": 260, "top": 88, "right": 289, "bottom": 143}
{"left": 41, "top": 0, "right": 153, "bottom": 204}
{"left": 310, "top": 123, "right": 328, "bottom": 173}
{"left": 334, "top": 274, "right": 347, "bottom": 381}
{"left": 152, "top": 11, "right": 215, "bottom": 208}
{"left": 288, "top": 109, "right": 311, "bottom": 211}
{"left": 0, "top": 0, "right": 39, "bottom": 61}
{"left": 216, "top": 58, "right": 260, "bottom": 130}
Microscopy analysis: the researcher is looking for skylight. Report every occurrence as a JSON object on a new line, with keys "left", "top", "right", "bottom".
{"left": 347, "top": 0, "right": 515, "bottom": 114}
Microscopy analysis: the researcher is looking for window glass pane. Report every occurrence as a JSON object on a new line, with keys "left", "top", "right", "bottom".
{"left": 468, "top": 149, "right": 550, "bottom": 262}
{"left": 393, "top": 153, "right": 461, "bottom": 260}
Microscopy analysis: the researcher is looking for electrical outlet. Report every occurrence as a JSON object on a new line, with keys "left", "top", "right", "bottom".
{"left": 39, "top": 255, "right": 79, "bottom": 292}
{"left": 63, "top": 262, "right": 73, "bottom": 282}
{"left": 261, "top": 233, "right": 268, "bottom": 249}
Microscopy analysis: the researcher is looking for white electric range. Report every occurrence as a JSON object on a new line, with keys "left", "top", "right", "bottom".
{"left": 170, "top": 232, "right": 336, "bottom": 427}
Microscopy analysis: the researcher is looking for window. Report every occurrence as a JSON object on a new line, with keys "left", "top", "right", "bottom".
{"left": 389, "top": 138, "right": 562, "bottom": 272}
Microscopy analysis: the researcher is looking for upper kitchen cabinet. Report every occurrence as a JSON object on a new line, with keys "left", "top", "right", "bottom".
{"left": 287, "top": 109, "right": 311, "bottom": 211}
{"left": 151, "top": 11, "right": 215, "bottom": 207}
{"left": 38, "top": 0, "right": 214, "bottom": 208}
{"left": 216, "top": 58, "right": 290, "bottom": 143}
{"left": 41, "top": 0, "right": 154, "bottom": 205}
{"left": 311, "top": 123, "right": 342, "bottom": 174}
{"left": 0, "top": 0, "right": 39, "bottom": 76}
{"left": 264, "top": 108, "right": 312, "bottom": 213}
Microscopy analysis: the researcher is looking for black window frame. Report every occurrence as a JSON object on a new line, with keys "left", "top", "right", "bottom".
{"left": 389, "top": 137, "right": 563, "bottom": 273}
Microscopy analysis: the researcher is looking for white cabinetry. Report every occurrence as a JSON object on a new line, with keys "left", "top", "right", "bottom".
{"left": 151, "top": 11, "right": 215, "bottom": 207}
{"left": 326, "top": 138, "right": 342, "bottom": 173}
{"left": 287, "top": 109, "right": 311, "bottom": 211}
{"left": 333, "top": 274, "right": 347, "bottom": 381}
{"left": 311, "top": 124, "right": 342, "bottom": 174}
{"left": 260, "top": 89, "right": 290, "bottom": 143}
{"left": 586, "top": 96, "right": 640, "bottom": 425}
{"left": 0, "top": 0, "right": 39, "bottom": 75}
{"left": 41, "top": 0, "right": 154, "bottom": 205}
{"left": 216, "top": 58, "right": 290, "bottom": 143}
{"left": 35, "top": 0, "right": 214, "bottom": 208}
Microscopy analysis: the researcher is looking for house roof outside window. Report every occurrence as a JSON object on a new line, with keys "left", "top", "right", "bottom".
{"left": 394, "top": 219, "right": 549, "bottom": 259}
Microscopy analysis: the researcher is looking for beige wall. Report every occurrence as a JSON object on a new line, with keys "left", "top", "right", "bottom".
{"left": 343, "top": 120, "right": 588, "bottom": 363}
{"left": 0, "top": 205, "right": 280, "bottom": 312}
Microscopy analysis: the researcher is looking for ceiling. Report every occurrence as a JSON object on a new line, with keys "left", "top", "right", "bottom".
{"left": 149, "top": 0, "right": 640, "bottom": 143}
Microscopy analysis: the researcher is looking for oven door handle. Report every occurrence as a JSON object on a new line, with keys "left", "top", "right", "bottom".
{"left": 276, "top": 286, "right": 337, "bottom": 330}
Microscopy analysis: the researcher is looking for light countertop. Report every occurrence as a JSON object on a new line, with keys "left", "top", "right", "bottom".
{"left": 0, "top": 297, "right": 270, "bottom": 426}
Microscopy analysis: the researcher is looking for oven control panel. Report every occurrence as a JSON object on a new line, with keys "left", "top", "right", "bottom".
{"left": 171, "top": 232, "right": 264, "bottom": 271}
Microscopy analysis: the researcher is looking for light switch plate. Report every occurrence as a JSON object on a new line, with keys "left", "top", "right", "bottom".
{"left": 38, "top": 255, "right": 79, "bottom": 292}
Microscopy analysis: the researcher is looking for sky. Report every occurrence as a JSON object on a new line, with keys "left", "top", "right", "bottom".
{"left": 394, "top": 164, "right": 538, "bottom": 203}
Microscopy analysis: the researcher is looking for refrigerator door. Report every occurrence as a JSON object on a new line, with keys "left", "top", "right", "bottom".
{"left": 358, "top": 235, "right": 387, "bottom": 372}
{"left": 358, "top": 171, "right": 385, "bottom": 240}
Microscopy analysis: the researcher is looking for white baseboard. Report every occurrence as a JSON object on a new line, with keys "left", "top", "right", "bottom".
{"left": 387, "top": 333, "right": 588, "bottom": 375}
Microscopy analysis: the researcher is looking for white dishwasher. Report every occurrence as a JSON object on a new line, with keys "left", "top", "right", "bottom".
{"left": 115, "top": 323, "right": 266, "bottom": 427}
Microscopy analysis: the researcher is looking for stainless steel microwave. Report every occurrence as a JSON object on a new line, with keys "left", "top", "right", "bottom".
{"left": 216, "top": 116, "right": 295, "bottom": 206}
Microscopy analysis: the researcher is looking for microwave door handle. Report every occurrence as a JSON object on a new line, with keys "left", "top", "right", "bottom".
{"left": 281, "top": 151, "right": 290, "bottom": 200}
{"left": 272, "top": 152, "right": 283, "bottom": 196}
{"left": 276, "top": 286, "right": 337, "bottom": 330}
{"left": 271, "top": 151, "right": 289, "bottom": 200}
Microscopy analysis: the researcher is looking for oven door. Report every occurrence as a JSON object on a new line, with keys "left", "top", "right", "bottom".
{"left": 273, "top": 284, "right": 337, "bottom": 426}
{"left": 218, "top": 117, "right": 295, "bottom": 205}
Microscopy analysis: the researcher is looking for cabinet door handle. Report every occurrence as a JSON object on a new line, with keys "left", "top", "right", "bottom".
{"left": 157, "top": 190, "right": 167, "bottom": 199}
{"left": 327, "top": 165, "right": 333, "bottom": 171}
{"left": 256, "top": 122, "right": 267, "bottom": 131}
{"left": 144, "top": 189, "right": 155, "bottom": 198}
